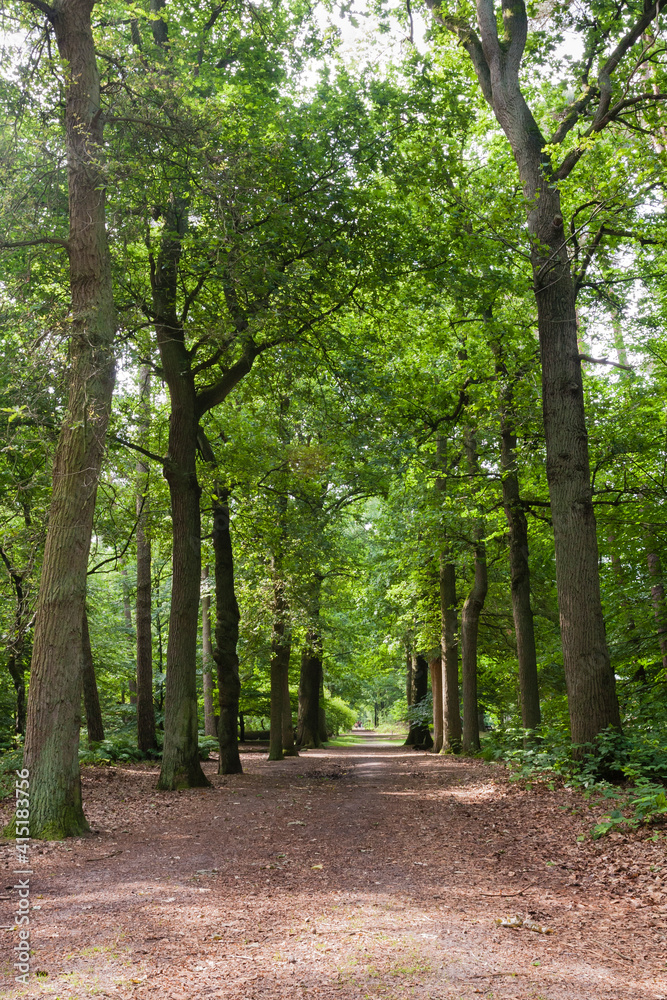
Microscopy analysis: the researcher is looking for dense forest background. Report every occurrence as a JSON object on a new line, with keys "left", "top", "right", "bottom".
{"left": 1, "top": 0, "right": 667, "bottom": 838}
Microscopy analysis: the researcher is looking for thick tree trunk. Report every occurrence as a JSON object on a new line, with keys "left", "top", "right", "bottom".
{"left": 406, "top": 654, "right": 432, "bottom": 748}
{"left": 497, "top": 385, "right": 541, "bottom": 731}
{"left": 82, "top": 608, "right": 104, "bottom": 744}
{"left": 430, "top": 655, "right": 443, "bottom": 753}
{"left": 21, "top": 0, "right": 117, "bottom": 839}
{"left": 213, "top": 488, "right": 242, "bottom": 775}
{"left": 154, "top": 201, "right": 209, "bottom": 791}
{"left": 440, "top": 559, "right": 462, "bottom": 752}
{"left": 297, "top": 641, "right": 323, "bottom": 748}
{"left": 136, "top": 366, "right": 156, "bottom": 752}
{"left": 424, "top": 0, "right": 621, "bottom": 747}
{"left": 201, "top": 565, "right": 217, "bottom": 738}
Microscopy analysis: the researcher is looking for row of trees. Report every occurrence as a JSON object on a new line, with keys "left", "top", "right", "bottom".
{"left": 1, "top": 0, "right": 666, "bottom": 836}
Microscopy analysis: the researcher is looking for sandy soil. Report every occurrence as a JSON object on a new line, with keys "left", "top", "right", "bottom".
{"left": 0, "top": 735, "right": 665, "bottom": 999}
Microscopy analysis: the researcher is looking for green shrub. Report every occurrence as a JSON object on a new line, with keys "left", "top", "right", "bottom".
{"left": 324, "top": 695, "right": 357, "bottom": 737}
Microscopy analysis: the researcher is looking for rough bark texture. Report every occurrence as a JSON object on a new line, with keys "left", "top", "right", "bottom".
{"left": 430, "top": 655, "right": 443, "bottom": 754}
{"left": 21, "top": 0, "right": 117, "bottom": 839}
{"left": 497, "top": 379, "right": 541, "bottom": 731}
{"left": 440, "top": 559, "right": 462, "bottom": 752}
{"left": 154, "top": 200, "right": 209, "bottom": 791}
{"left": 213, "top": 488, "right": 242, "bottom": 775}
{"left": 425, "top": 0, "right": 622, "bottom": 746}
{"left": 136, "top": 367, "right": 156, "bottom": 752}
{"left": 82, "top": 608, "right": 104, "bottom": 744}
{"left": 281, "top": 654, "right": 297, "bottom": 756}
{"left": 201, "top": 565, "right": 217, "bottom": 738}
{"left": 297, "top": 643, "right": 323, "bottom": 749}
{"left": 406, "top": 654, "right": 432, "bottom": 749}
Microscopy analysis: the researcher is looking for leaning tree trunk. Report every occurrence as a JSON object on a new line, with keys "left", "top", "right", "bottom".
{"left": 82, "top": 608, "right": 104, "bottom": 744}
{"left": 154, "top": 201, "right": 209, "bottom": 791}
{"left": 136, "top": 366, "right": 157, "bottom": 752}
{"left": 440, "top": 558, "right": 462, "bottom": 752}
{"left": 201, "top": 565, "right": 217, "bottom": 738}
{"left": 430, "top": 654, "right": 443, "bottom": 753}
{"left": 213, "top": 487, "right": 243, "bottom": 775}
{"left": 20, "top": 0, "right": 117, "bottom": 839}
{"left": 496, "top": 374, "right": 541, "bottom": 731}
{"left": 424, "top": 0, "right": 621, "bottom": 747}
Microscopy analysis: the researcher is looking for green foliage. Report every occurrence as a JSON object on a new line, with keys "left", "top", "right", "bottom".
{"left": 323, "top": 694, "right": 356, "bottom": 737}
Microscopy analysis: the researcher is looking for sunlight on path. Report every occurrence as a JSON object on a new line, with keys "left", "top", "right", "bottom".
{"left": 0, "top": 735, "right": 665, "bottom": 1000}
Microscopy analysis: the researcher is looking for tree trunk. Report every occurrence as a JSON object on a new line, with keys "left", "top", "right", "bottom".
{"left": 424, "top": 0, "right": 621, "bottom": 747}
{"left": 297, "top": 641, "right": 323, "bottom": 748}
{"left": 407, "top": 654, "right": 432, "bottom": 748}
{"left": 440, "top": 559, "right": 462, "bottom": 752}
{"left": 201, "top": 565, "right": 217, "bottom": 738}
{"left": 269, "top": 564, "right": 289, "bottom": 761}
{"left": 82, "top": 608, "right": 104, "bottom": 744}
{"left": 461, "top": 538, "right": 487, "bottom": 754}
{"left": 121, "top": 567, "right": 137, "bottom": 704}
{"left": 6, "top": 654, "right": 26, "bottom": 739}
{"left": 497, "top": 375, "right": 541, "bottom": 731}
{"left": 430, "top": 655, "right": 443, "bottom": 753}
{"left": 281, "top": 653, "right": 297, "bottom": 755}
{"left": 154, "top": 200, "right": 209, "bottom": 791}
{"left": 21, "top": 0, "right": 117, "bottom": 839}
{"left": 0, "top": 547, "right": 29, "bottom": 738}
{"left": 136, "top": 366, "right": 156, "bottom": 752}
{"left": 646, "top": 544, "right": 667, "bottom": 672}
{"left": 213, "top": 487, "right": 242, "bottom": 775}
{"left": 461, "top": 430, "right": 488, "bottom": 755}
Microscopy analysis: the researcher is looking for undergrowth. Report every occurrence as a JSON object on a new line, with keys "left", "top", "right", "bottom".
{"left": 479, "top": 712, "right": 667, "bottom": 839}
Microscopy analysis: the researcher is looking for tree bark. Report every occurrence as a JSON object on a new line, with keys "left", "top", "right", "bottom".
{"left": 0, "top": 546, "right": 29, "bottom": 738}
{"left": 461, "top": 430, "right": 487, "bottom": 754}
{"left": 201, "top": 565, "right": 217, "bottom": 738}
{"left": 21, "top": 0, "right": 117, "bottom": 839}
{"left": 269, "top": 564, "right": 289, "bottom": 761}
{"left": 425, "top": 0, "right": 622, "bottom": 746}
{"left": 406, "top": 654, "right": 432, "bottom": 748}
{"left": 496, "top": 371, "right": 541, "bottom": 731}
{"left": 296, "top": 575, "right": 323, "bottom": 749}
{"left": 82, "top": 608, "right": 104, "bottom": 744}
{"left": 213, "top": 487, "right": 242, "bottom": 775}
{"left": 136, "top": 366, "right": 156, "bottom": 752}
{"left": 281, "top": 652, "right": 297, "bottom": 755}
{"left": 430, "top": 655, "right": 443, "bottom": 753}
{"left": 646, "top": 542, "right": 667, "bottom": 673}
{"left": 120, "top": 567, "right": 137, "bottom": 704}
{"left": 297, "top": 640, "right": 323, "bottom": 749}
{"left": 440, "top": 559, "right": 462, "bottom": 752}
{"left": 153, "top": 199, "right": 209, "bottom": 791}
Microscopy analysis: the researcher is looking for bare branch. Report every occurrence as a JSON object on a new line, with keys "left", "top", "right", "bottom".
{"left": 18, "top": 0, "right": 57, "bottom": 20}
{"left": 595, "top": 0, "right": 667, "bottom": 126}
{"left": 424, "top": 0, "right": 492, "bottom": 104}
{"left": 578, "top": 353, "right": 633, "bottom": 372}
{"left": 501, "top": 0, "right": 527, "bottom": 74}
{"left": 0, "top": 237, "right": 69, "bottom": 252}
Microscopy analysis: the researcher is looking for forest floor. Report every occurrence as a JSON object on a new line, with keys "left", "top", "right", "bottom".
{"left": 0, "top": 734, "right": 666, "bottom": 1000}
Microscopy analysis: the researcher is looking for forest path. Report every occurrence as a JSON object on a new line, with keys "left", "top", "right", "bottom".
{"left": 1, "top": 736, "right": 666, "bottom": 999}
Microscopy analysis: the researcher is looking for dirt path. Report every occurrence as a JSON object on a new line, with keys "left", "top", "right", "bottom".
{"left": 1, "top": 736, "right": 666, "bottom": 999}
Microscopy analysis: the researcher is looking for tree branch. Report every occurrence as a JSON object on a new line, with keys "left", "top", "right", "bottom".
{"left": 423, "top": 0, "right": 493, "bottom": 104}
{"left": 578, "top": 353, "right": 633, "bottom": 372}
{"left": 501, "top": 0, "right": 527, "bottom": 75}
{"left": 19, "top": 0, "right": 57, "bottom": 20}
{"left": 0, "top": 237, "right": 69, "bottom": 252}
